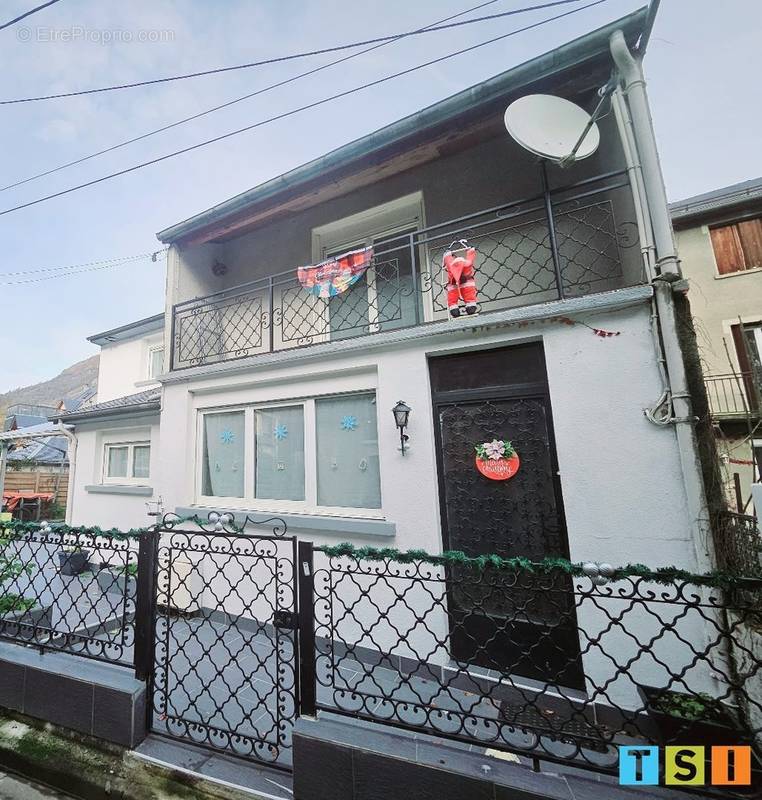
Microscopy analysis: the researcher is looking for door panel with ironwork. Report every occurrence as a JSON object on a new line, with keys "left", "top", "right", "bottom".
{"left": 429, "top": 346, "right": 584, "bottom": 689}
{"left": 150, "top": 523, "right": 297, "bottom": 768}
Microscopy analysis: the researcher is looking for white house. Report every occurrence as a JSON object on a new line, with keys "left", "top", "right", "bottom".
{"left": 58, "top": 9, "right": 728, "bottom": 706}
{"left": 61, "top": 314, "right": 164, "bottom": 528}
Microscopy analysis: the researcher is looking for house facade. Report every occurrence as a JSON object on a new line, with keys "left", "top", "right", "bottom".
{"left": 143, "top": 9, "right": 712, "bottom": 584}
{"left": 60, "top": 314, "right": 164, "bottom": 528}
{"left": 670, "top": 178, "right": 762, "bottom": 515}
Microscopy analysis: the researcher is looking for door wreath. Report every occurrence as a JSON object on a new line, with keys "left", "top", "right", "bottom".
{"left": 474, "top": 439, "right": 520, "bottom": 481}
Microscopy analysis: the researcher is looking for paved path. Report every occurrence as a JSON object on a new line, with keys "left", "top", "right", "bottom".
{"left": 0, "top": 772, "right": 75, "bottom": 800}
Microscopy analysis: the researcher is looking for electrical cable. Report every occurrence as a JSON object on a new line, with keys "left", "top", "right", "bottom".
{"left": 0, "top": 0, "right": 503, "bottom": 193}
{"left": 0, "top": 0, "right": 609, "bottom": 219}
{"left": 1, "top": 1, "right": 581, "bottom": 104}
{"left": 0, "top": 0, "right": 62, "bottom": 33}
{"left": 0, "top": 251, "right": 166, "bottom": 285}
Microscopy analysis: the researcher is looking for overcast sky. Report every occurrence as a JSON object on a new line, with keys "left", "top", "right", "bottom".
{"left": 0, "top": 0, "right": 759, "bottom": 392}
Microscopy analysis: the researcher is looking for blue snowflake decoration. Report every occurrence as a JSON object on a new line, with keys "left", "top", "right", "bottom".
{"left": 274, "top": 424, "right": 288, "bottom": 441}
{"left": 341, "top": 415, "right": 358, "bottom": 431}
{"left": 220, "top": 430, "right": 235, "bottom": 444}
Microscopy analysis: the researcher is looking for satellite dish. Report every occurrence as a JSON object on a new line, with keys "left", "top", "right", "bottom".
{"left": 504, "top": 94, "right": 600, "bottom": 164}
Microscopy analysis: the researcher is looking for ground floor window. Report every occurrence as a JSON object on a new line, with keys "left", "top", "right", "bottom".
{"left": 198, "top": 392, "right": 381, "bottom": 511}
{"left": 104, "top": 441, "right": 151, "bottom": 483}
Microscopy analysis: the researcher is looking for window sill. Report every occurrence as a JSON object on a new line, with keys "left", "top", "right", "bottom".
{"left": 714, "top": 267, "right": 762, "bottom": 280}
{"left": 86, "top": 485, "right": 153, "bottom": 497}
{"left": 176, "top": 505, "right": 395, "bottom": 538}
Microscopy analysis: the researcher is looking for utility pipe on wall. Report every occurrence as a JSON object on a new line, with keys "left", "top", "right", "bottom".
{"left": 610, "top": 30, "right": 712, "bottom": 569}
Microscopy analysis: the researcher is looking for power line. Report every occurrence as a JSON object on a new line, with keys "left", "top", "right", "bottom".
{"left": 0, "top": 0, "right": 608, "bottom": 219}
{"left": 0, "top": 0, "right": 62, "bottom": 33}
{"left": 0, "top": 250, "right": 163, "bottom": 278}
{"left": 1, "top": 0, "right": 503, "bottom": 193}
{"left": 1, "top": 1, "right": 581, "bottom": 104}
{"left": 0, "top": 251, "right": 166, "bottom": 285}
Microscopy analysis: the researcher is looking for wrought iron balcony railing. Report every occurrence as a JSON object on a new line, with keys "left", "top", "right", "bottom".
{"left": 171, "top": 176, "right": 641, "bottom": 371}
{"left": 704, "top": 372, "right": 761, "bottom": 418}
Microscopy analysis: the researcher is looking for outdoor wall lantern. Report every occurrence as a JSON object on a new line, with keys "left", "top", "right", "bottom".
{"left": 392, "top": 400, "right": 411, "bottom": 455}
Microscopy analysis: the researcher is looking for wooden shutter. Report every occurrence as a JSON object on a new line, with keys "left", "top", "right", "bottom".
{"left": 737, "top": 218, "right": 762, "bottom": 269}
{"left": 710, "top": 224, "right": 745, "bottom": 274}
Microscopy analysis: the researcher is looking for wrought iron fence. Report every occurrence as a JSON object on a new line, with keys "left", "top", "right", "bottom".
{"left": 171, "top": 176, "right": 641, "bottom": 370}
{"left": 0, "top": 524, "right": 136, "bottom": 666}
{"left": 705, "top": 372, "right": 760, "bottom": 418}
{"left": 311, "top": 549, "right": 762, "bottom": 790}
{"left": 147, "top": 518, "right": 298, "bottom": 769}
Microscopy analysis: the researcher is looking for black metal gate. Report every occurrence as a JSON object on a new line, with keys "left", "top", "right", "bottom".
{"left": 141, "top": 516, "right": 298, "bottom": 768}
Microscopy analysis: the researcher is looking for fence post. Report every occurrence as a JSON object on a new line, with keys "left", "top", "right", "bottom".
{"left": 133, "top": 528, "right": 158, "bottom": 684}
{"left": 297, "top": 540, "right": 316, "bottom": 717}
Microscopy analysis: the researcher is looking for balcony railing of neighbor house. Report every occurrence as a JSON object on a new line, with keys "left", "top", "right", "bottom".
{"left": 0, "top": 524, "right": 136, "bottom": 667}
{"left": 705, "top": 372, "right": 761, "bottom": 418}
{"left": 3, "top": 516, "right": 761, "bottom": 794}
{"left": 171, "top": 173, "right": 642, "bottom": 370}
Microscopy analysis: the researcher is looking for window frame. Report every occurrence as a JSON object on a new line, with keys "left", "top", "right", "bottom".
{"left": 147, "top": 344, "right": 165, "bottom": 380}
{"left": 710, "top": 216, "right": 762, "bottom": 276}
{"left": 102, "top": 440, "right": 151, "bottom": 485}
{"left": 195, "top": 392, "right": 383, "bottom": 516}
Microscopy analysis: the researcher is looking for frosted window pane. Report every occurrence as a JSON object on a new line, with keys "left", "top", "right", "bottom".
{"left": 202, "top": 412, "right": 245, "bottom": 497}
{"left": 255, "top": 406, "right": 305, "bottom": 501}
{"left": 132, "top": 445, "right": 150, "bottom": 479}
{"left": 316, "top": 394, "right": 380, "bottom": 508}
{"left": 107, "top": 446, "right": 128, "bottom": 478}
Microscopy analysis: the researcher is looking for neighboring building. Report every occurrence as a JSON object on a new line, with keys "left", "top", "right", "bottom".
{"left": 671, "top": 178, "right": 762, "bottom": 514}
{"left": 58, "top": 314, "right": 164, "bottom": 528}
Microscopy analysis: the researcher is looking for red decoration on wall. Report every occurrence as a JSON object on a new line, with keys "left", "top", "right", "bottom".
{"left": 475, "top": 452, "right": 521, "bottom": 481}
{"left": 474, "top": 439, "right": 520, "bottom": 481}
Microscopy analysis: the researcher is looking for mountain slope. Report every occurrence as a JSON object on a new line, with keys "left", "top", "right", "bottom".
{"left": 0, "top": 355, "right": 99, "bottom": 419}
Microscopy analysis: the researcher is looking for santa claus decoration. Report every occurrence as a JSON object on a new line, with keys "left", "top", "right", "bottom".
{"left": 442, "top": 240, "right": 478, "bottom": 318}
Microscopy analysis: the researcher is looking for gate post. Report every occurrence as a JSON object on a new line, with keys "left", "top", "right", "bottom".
{"left": 133, "top": 527, "right": 159, "bottom": 684}
{"left": 297, "top": 540, "right": 317, "bottom": 717}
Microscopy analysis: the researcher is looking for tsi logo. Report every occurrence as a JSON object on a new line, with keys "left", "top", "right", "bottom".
{"left": 618, "top": 745, "right": 752, "bottom": 787}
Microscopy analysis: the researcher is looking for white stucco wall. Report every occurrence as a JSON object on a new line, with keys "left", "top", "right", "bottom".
{"left": 154, "top": 297, "right": 720, "bottom": 708}
{"left": 97, "top": 330, "right": 165, "bottom": 403}
{"left": 68, "top": 413, "right": 161, "bottom": 529}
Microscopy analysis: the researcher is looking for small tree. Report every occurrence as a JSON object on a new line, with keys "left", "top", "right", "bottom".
{"left": 0, "top": 529, "right": 34, "bottom": 614}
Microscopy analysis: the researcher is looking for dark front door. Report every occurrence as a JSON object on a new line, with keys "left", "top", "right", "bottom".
{"left": 429, "top": 343, "right": 584, "bottom": 689}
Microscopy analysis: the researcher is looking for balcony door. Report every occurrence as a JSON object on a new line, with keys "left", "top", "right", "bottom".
{"left": 429, "top": 343, "right": 585, "bottom": 690}
{"left": 311, "top": 193, "right": 424, "bottom": 343}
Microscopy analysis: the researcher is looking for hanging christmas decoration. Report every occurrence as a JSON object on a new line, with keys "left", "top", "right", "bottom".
{"left": 341, "top": 415, "right": 358, "bottom": 431}
{"left": 442, "top": 240, "right": 478, "bottom": 318}
{"left": 274, "top": 424, "right": 288, "bottom": 441}
{"left": 297, "top": 246, "right": 373, "bottom": 298}
{"left": 220, "top": 430, "right": 235, "bottom": 444}
{"left": 474, "top": 438, "right": 520, "bottom": 481}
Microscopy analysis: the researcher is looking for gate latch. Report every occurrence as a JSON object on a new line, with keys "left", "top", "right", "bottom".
{"left": 273, "top": 610, "right": 298, "bottom": 630}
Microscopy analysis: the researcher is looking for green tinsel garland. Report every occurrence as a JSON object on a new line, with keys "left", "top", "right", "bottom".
{"left": 1, "top": 521, "right": 757, "bottom": 589}
{"left": 0, "top": 515, "right": 224, "bottom": 542}
{"left": 317, "top": 542, "right": 761, "bottom": 589}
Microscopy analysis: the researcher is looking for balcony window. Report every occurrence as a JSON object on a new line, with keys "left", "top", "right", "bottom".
{"left": 710, "top": 217, "right": 762, "bottom": 275}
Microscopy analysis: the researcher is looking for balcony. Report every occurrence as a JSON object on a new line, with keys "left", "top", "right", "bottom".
{"left": 704, "top": 372, "right": 761, "bottom": 419}
{"left": 170, "top": 178, "right": 642, "bottom": 371}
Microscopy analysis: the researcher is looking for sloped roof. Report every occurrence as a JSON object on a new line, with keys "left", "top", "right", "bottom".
{"left": 4, "top": 414, "right": 48, "bottom": 431}
{"left": 670, "top": 177, "right": 762, "bottom": 227}
{"left": 157, "top": 7, "right": 650, "bottom": 245}
{"left": 88, "top": 313, "right": 164, "bottom": 346}
{"left": 58, "top": 387, "right": 97, "bottom": 413}
{"left": 56, "top": 388, "right": 161, "bottom": 422}
{"left": 8, "top": 435, "right": 68, "bottom": 465}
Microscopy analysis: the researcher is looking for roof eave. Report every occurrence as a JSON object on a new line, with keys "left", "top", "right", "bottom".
{"left": 157, "top": 7, "right": 648, "bottom": 245}
{"left": 55, "top": 402, "right": 161, "bottom": 424}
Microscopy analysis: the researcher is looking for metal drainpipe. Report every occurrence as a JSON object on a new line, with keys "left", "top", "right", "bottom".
{"left": 610, "top": 30, "right": 713, "bottom": 568}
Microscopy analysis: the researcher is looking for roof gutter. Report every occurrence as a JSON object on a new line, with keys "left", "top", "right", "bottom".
{"left": 56, "top": 402, "right": 161, "bottom": 424}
